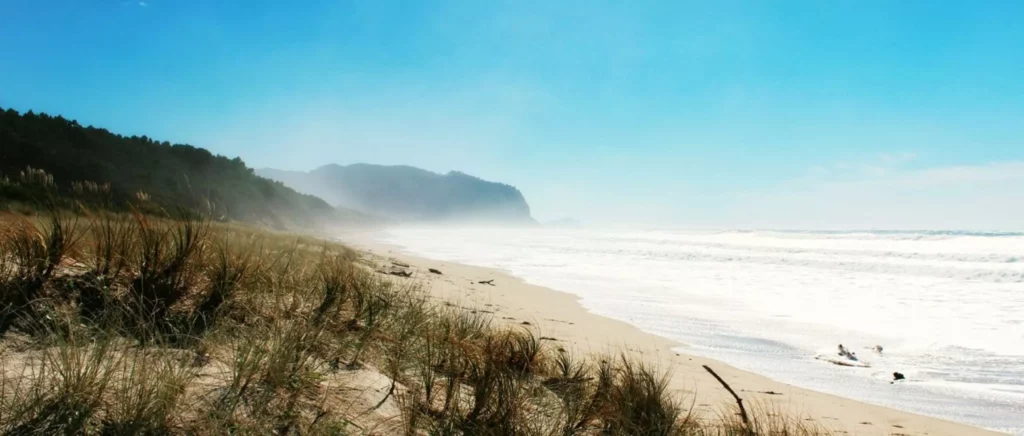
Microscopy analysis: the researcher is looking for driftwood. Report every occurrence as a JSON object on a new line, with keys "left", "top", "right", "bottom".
{"left": 478, "top": 279, "right": 495, "bottom": 285}
{"left": 428, "top": 268, "right": 443, "bottom": 275}
{"left": 703, "top": 365, "right": 749, "bottom": 426}
{"left": 743, "top": 389, "right": 783, "bottom": 396}
{"left": 391, "top": 260, "right": 410, "bottom": 268}
{"left": 378, "top": 268, "right": 412, "bottom": 278}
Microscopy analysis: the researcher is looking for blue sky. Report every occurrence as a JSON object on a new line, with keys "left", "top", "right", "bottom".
{"left": 2, "top": 1, "right": 1024, "bottom": 228}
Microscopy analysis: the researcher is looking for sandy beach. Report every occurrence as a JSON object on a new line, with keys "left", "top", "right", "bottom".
{"left": 352, "top": 239, "right": 1002, "bottom": 436}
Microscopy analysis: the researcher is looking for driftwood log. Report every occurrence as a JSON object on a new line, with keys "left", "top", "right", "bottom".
{"left": 702, "top": 365, "right": 749, "bottom": 426}
{"left": 378, "top": 268, "right": 412, "bottom": 278}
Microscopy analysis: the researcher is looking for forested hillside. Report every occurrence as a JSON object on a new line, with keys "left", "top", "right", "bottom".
{"left": 0, "top": 107, "right": 366, "bottom": 229}
{"left": 259, "top": 164, "right": 536, "bottom": 224}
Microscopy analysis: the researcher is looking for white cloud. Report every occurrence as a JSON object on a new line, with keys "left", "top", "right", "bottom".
{"left": 138, "top": 1, "right": 148, "bottom": 6}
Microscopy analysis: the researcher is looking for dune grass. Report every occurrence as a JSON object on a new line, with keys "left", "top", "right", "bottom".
{"left": 0, "top": 176, "right": 829, "bottom": 434}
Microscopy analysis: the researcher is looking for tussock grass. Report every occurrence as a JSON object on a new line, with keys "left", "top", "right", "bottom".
{"left": 127, "top": 211, "right": 209, "bottom": 335}
{"left": 1, "top": 333, "right": 118, "bottom": 434}
{"left": 83, "top": 210, "right": 135, "bottom": 281}
{"left": 0, "top": 205, "right": 831, "bottom": 435}
{"left": 604, "top": 356, "right": 687, "bottom": 435}
{"left": 102, "top": 345, "right": 194, "bottom": 434}
{"left": 0, "top": 211, "right": 82, "bottom": 333}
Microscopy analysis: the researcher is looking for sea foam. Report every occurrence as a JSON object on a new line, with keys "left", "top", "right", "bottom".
{"left": 380, "top": 227, "right": 1024, "bottom": 434}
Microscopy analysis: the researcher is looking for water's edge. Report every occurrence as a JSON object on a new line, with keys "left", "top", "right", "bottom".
{"left": 376, "top": 228, "right": 1023, "bottom": 434}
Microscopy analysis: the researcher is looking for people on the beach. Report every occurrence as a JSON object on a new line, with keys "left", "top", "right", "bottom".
{"left": 837, "top": 344, "right": 858, "bottom": 361}
{"left": 827, "top": 344, "right": 905, "bottom": 376}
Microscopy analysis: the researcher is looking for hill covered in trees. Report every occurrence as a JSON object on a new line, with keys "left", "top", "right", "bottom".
{"left": 0, "top": 107, "right": 367, "bottom": 229}
{"left": 259, "top": 164, "right": 536, "bottom": 224}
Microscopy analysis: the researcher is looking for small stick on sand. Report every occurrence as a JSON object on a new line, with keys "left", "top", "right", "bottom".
{"left": 703, "top": 365, "right": 749, "bottom": 426}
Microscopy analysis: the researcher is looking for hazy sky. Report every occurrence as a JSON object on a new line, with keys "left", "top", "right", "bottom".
{"left": 3, "top": 1, "right": 1024, "bottom": 229}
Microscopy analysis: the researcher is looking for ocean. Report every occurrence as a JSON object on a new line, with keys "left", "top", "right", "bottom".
{"left": 379, "top": 227, "right": 1024, "bottom": 434}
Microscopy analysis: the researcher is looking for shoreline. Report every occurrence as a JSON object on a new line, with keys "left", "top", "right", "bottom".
{"left": 349, "top": 237, "right": 1001, "bottom": 436}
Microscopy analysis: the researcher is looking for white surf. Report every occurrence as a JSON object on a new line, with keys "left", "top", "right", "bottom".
{"left": 379, "top": 227, "right": 1024, "bottom": 434}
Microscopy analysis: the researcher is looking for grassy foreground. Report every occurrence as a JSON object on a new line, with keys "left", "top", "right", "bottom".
{"left": 0, "top": 208, "right": 827, "bottom": 435}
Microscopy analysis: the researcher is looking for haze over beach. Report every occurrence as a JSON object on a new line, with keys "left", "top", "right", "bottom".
{"left": 2, "top": 1, "right": 1024, "bottom": 435}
